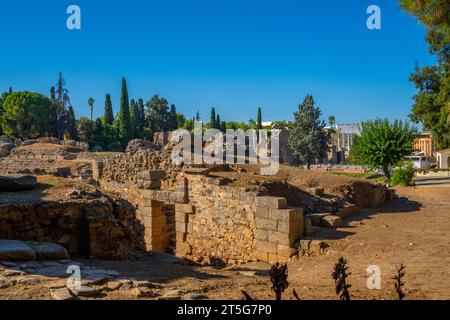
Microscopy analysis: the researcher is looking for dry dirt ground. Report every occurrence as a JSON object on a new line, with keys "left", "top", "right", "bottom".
{"left": 1, "top": 182, "right": 449, "bottom": 300}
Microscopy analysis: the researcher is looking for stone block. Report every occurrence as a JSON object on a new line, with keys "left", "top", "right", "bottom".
{"left": 304, "top": 218, "right": 313, "bottom": 237}
{"left": 255, "top": 206, "right": 269, "bottom": 219}
{"left": 255, "top": 218, "right": 277, "bottom": 231}
{"left": 175, "top": 212, "right": 188, "bottom": 223}
{"left": 336, "top": 204, "right": 358, "bottom": 218}
{"left": 268, "top": 254, "right": 289, "bottom": 264}
{"left": 320, "top": 215, "right": 342, "bottom": 228}
{"left": 255, "top": 229, "right": 269, "bottom": 241}
{"left": 142, "top": 180, "right": 161, "bottom": 190}
{"left": 277, "top": 219, "right": 303, "bottom": 234}
{"left": 176, "top": 232, "right": 187, "bottom": 243}
{"left": 277, "top": 244, "right": 296, "bottom": 258}
{"left": 176, "top": 222, "right": 187, "bottom": 233}
{"left": 253, "top": 251, "right": 269, "bottom": 262}
{"left": 137, "top": 170, "right": 166, "bottom": 181}
{"left": 175, "top": 203, "right": 194, "bottom": 214}
{"left": 253, "top": 240, "right": 277, "bottom": 255}
{"left": 267, "top": 231, "right": 297, "bottom": 247}
{"left": 269, "top": 208, "right": 303, "bottom": 222}
{"left": 255, "top": 197, "right": 287, "bottom": 209}
{"left": 307, "top": 213, "right": 331, "bottom": 226}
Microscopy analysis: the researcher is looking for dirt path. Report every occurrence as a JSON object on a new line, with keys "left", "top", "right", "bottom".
{"left": 1, "top": 185, "right": 449, "bottom": 300}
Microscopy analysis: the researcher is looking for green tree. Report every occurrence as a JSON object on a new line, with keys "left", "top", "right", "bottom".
{"left": 136, "top": 98, "right": 145, "bottom": 137}
{"left": 88, "top": 97, "right": 95, "bottom": 121}
{"left": 130, "top": 99, "right": 138, "bottom": 138}
{"left": 216, "top": 114, "right": 221, "bottom": 130}
{"left": 400, "top": 0, "right": 450, "bottom": 149}
{"left": 257, "top": 107, "right": 263, "bottom": 129}
{"left": 353, "top": 118, "right": 417, "bottom": 181}
{"left": 65, "top": 105, "right": 78, "bottom": 140}
{"left": 145, "top": 94, "right": 169, "bottom": 133}
{"left": 55, "top": 72, "right": 71, "bottom": 108}
{"left": 288, "top": 95, "right": 330, "bottom": 169}
{"left": 118, "top": 77, "right": 132, "bottom": 148}
{"left": 168, "top": 104, "right": 178, "bottom": 131}
{"left": 1, "top": 92, "right": 57, "bottom": 139}
{"left": 50, "top": 87, "right": 56, "bottom": 100}
{"left": 103, "top": 94, "right": 114, "bottom": 126}
{"left": 210, "top": 107, "right": 216, "bottom": 129}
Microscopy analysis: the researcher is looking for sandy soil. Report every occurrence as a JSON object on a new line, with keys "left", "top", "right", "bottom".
{"left": 1, "top": 184, "right": 449, "bottom": 300}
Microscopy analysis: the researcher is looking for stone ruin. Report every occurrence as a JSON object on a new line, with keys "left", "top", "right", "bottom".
{"left": 0, "top": 136, "right": 391, "bottom": 266}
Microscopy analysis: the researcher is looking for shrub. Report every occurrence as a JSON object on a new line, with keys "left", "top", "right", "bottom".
{"left": 391, "top": 162, "right": 415, "bottom": 186}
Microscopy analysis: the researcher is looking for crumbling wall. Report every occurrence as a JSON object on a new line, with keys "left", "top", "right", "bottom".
{"left": 99, "top": 150, "right": 182, "bottom": 189}
{"left": 0, "top": 197, "right": 144, "bottom": 259}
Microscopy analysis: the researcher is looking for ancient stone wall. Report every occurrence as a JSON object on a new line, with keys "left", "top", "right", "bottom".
{"left": 0, "top": 197, "right": 144, "bottom": 259}
{"left": 98, "top": 150, "right": 183, "bottom": 189}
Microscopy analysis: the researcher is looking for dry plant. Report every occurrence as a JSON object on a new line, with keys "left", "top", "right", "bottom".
{"left": 269, "top": 263, "right": 289, "bottom": 300}
{"left": 392, "top": 263, "right": 406, "bottom": 300}
{"left": 332, "top": 257, "right": 351, "bottom": 301}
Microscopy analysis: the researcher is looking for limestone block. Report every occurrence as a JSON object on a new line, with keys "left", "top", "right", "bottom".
{"left": 176, "top": 232, "right": 187, "bottom": 243}
{"left": 267, "top": 231, "right": 297, "bottom": 247}
{"left": 176, "top": 222, "right": 188, "bottom": 233}
{"left": 253, "top": 240, "right": 277, "bottom": 255}
{"left": 277, "top": 244, "right": 296, "bottom": 258}
{"left": 255, "top": 218, "right": 277, "bottom": 231}
{"left": 320, "top": 215, "right": 342, "bottom": 229}
{"left": 255, "top": 197, "right": 287, "bottom": 209}
{"left": 255, "top": 229, "right": 269, "bottom": 241}
{"left": 142, "top": 180, "right": 162, "bottom": 190}
{"left": 137, "top": 170, "right": 166, "bottom": 181}
{"left": 175, "top": 203, "right": 194, "bottom": 214}
{"left": 304, "top": 218, "right": 313, "bottom": 237}
{"left": 175, "top": 212, "right": 188, "bottom": 223}
{"left": 269, "top": 208, "right": 303, "bottom": 222}
{"left": 307, "top": 213, "right": 331, "bottom": 226}
{"left": 336, "top": 204, "right": 358, "bottom": 218}
{"left": 255, "top": 206, "right": 269, "bottom": 219}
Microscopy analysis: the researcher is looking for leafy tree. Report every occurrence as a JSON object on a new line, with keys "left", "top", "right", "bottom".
{"left": 210, "top": 107, "right": 216, "bottom": 129}
{"left": 257, "top": 107, "right": 263, "bottom": 129}
{"left": 177, "top": 113, "right": 186, "bottom": 128}
{"left": 103, "top": 94, "right": 114, "bottom": 126}
{"left": 221, "top": 121, "right": 227, "bottom": 133}
{"left": 88, "top": 97, "right": 95, "bottom": 121}
{"left": 145, "top": 94, "right": 169, "bottom": 133}
{"left": 118, "top": 77, "right": 132, "bottom": 148}
{"left": 1, "top": 92, "right": 57, "bottom": 139}
{"left": 352, "top": 118, "right": 417, "bottom": 180}
{"left": 0, "top": 90, "right": 13, "bottom": 135}
{"left": 288, "top": 95, "right": 329, "bottom": 169}
{"left": 195, "top": 110, "right": 201, "bottom": 122}
{"left": 400, "top": 0, "right": 450, "bottom": 149}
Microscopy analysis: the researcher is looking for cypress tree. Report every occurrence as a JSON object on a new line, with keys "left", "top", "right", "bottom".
{"left": 130, "top": 99, "right": 138, "bottom": 138}
{"left": 66, "top": 105, "right": 78, "bottom": 140}
{"left": 103, "top": 94, "right": 114, "bottom": 126}
{"left": 210, "top": 107, "right": 216, "bottom": 129}
{"left": 118, "top": 77, "right": 132, "bottom": 148}
{"left": 257, "top": 107, "right": 263, "bottom": 129}
{"left": 216, "top": 114, "right": 221, "bottom": 130}
{"left": 50, "top": 87, "right": 56, "bottom": 100}
{"left": 168, "top": 104, "right": 178, "bottom": 130}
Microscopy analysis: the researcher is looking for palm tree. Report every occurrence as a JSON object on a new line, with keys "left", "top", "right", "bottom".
{"left": 88, "top": 98, "right": 95, "bottom": 121}
{"left": 328, "top": 115, "right": 336, "bottom": 128}
{"left": 400, "top": 0, "right": 450, "bottom": 29}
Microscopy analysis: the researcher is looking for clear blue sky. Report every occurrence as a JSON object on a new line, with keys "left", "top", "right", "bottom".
{"left": 0, "top": 0, "right": 435, "bottom": 124}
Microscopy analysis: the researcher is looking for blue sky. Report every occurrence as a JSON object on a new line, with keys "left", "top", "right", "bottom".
{"left": 0, "top": 0, "right": 435, "bottom": 124}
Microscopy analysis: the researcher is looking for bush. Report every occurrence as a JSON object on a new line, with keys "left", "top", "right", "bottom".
{"left": 391, "top": 162, "right": 415, "bottom": 186}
